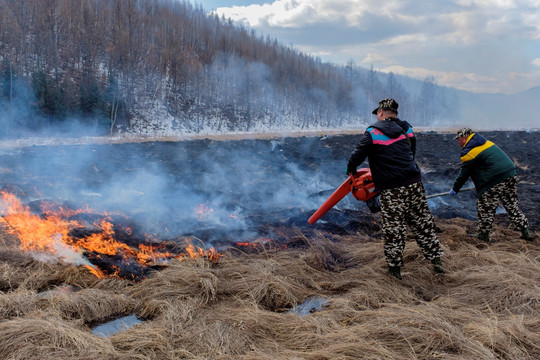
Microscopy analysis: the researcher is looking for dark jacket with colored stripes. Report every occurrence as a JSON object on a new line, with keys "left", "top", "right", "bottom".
{"left": 347, "top": 117, "right": 421, "bottom": 191}
{"left": 452, "top": 133, "right": 516, "bottom": 197}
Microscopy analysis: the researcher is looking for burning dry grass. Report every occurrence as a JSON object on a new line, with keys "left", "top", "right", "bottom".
{"left": 0, "top": 218, "right": 539, "bottom": 359}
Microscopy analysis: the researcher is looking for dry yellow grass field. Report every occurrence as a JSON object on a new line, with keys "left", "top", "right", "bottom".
{"left": 0, "top": 217, "right": 538, "bottom": 360}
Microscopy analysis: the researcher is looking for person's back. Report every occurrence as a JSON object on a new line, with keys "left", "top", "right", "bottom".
{"left": 454, "top": 132, "right": 515, "bottom": 196}
{"left": 358, "top": 117, "right": 421, "bottom": 191}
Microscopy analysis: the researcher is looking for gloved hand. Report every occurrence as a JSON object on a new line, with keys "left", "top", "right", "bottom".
{"left": 346, "top": 167, "right": 356, "bottom": 175}
{"left": 449, "top": 189, "right": 457, "bottom": 196}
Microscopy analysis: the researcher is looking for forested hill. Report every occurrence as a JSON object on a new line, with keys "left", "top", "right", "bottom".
{"left": 0, "top": 0, "right": 457, "bottom": 138}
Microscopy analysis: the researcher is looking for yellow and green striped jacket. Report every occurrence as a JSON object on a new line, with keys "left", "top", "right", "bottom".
{"left": 452, "top": 133, "right": 516, "bottom": 197}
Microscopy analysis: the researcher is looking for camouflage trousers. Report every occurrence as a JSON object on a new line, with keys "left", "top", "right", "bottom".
{"left": 379, "top": 182, "right": 443, "bottom": 268}
{"left": 477, "top": 176, "right": 528, "bottom": 235}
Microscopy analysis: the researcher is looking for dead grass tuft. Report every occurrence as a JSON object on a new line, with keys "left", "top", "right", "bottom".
{"left": 0, "top": 316, "right": 126, "bottom": 359}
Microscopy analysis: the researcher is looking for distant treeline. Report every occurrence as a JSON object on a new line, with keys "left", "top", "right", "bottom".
{"left": 0, "top": 0, "right": 455, "bottom": 137}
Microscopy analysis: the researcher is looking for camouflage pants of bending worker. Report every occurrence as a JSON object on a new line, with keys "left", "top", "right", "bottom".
{"left": 379, "top": 182, "right": 443, "bottom": 268}
{"left": 477, "top": 175, "right": 529, "bottom": 235}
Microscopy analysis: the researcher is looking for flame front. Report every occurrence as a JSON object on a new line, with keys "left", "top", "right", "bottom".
{"left": 0, "top": 191, "right": 75, "bottom": 253}
{"left": 0, "top": 191, "right": 220, "bottom": 279}
{"left": 196, "top": 203, "right": 214, "bottom": 219}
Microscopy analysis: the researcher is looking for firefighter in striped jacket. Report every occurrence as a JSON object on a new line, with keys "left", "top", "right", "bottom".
{"left": 450, "top": 128, "right": 533, "bottom": 242}
{"left": 347, "top": 98, "right": 444, "bottom": 280}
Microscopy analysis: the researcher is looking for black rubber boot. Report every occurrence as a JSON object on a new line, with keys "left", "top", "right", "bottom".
{"left": 520, "top": 228, "right": 534, "bottom": 241}
{"left": 478, "top": 232, "right": 490, "bottom": 242}
{"left": 431, "top": 257, "right": 445, "bottom": 274}
{"left": 388, "top": 266, "right": 402, "bottom": 280}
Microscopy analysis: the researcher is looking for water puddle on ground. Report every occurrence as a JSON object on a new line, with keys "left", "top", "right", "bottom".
{"left": 92, "top": 315, "right": 143, "bottom": 337}
{"left": 288, "top": 296, "right": 329, "bottom": 316}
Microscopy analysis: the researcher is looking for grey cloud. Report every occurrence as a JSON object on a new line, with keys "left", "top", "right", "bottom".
{"left": 211, "top": 0, "right": 540, "bottom": 93}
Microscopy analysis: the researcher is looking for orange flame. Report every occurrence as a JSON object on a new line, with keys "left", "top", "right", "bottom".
{"left": 0, "top": 191, "right": 221, "bottom": 278}
{"left": 235, "top": 238, "right": 273, "bottom": 249}
{"left": 185, "top": 243, "right": 220, "bottom": 261}
{"left": 195, "top": 203, "right": 214, "bottom": 219}
{"left": 84, "top": 265, "right": 106, "bottom": 279}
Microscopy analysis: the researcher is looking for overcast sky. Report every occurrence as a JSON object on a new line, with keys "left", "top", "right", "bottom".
{"left": 192, "top": 0, "right": 540, "bottom": 95}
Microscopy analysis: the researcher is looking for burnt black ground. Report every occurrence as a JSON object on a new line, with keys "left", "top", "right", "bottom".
{"left": 0, "top": 131, "right": 538, "bottom": 246}
{"left": 302, "top": 130, "right": 539, "bottom": 237}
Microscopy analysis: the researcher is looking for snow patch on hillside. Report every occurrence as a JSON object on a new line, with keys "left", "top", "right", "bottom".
{"left": 126, "top": 95, "right": 370, "bottom": 139}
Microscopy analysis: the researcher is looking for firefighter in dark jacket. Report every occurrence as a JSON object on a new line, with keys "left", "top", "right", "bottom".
{"left": 347, "top": 99, "right": 444, "bottom": 280}
{"left": 449, "top": 128, "right": 533, "bottom": 242}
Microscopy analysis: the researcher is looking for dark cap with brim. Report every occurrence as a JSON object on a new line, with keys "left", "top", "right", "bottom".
{"left": 372, "top": 98, "right": 399, "bottom": 115}
{"left": 454, "top": 127, "right": 473, "bottom": 139}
